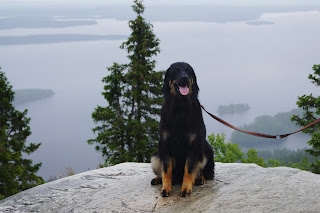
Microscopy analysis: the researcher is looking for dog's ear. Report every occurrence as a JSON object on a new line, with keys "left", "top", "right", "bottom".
{"left": 161, "top": 67, "right": 171, "bottom": 94}
{"left": 190, "top": 66, "right": 200, "bottom": 92}
{"left": 194, "top": 77, "right": 200, "bottom": 92}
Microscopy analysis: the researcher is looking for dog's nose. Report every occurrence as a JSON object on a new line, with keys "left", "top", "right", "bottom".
{"left": 180, "top": 74, "right": 188, "bottom": 80}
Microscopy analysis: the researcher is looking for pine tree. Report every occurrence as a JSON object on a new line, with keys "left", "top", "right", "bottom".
{"left": 88, "top": 0, "right": 163, "bottom": 165}
{"left": 291, "top": 64, "right": 320, "bottom": 174}
{"left": 0, "top": 68, "right": 44, "bottom": 199}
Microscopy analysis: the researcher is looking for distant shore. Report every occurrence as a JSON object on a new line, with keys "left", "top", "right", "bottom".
{"left": 13, "top": 89, "right": 55, "bottom": 105}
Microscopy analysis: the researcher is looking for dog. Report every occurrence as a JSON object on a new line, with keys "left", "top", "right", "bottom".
{"left": 151, "top": 62, "right": 214, "bottom": 197}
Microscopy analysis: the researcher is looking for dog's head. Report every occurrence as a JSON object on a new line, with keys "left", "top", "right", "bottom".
{"left": 162, "top": 62, "right": 199, "bottom": 98}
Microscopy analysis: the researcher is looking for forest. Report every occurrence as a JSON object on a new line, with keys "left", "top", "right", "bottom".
{"left": 230, "top": 108, "right": 307, "bottom": 149}
{"left": 209, "top": 133, "right": 315, "bottom": 171}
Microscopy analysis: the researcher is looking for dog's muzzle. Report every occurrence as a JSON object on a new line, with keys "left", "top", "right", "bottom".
{"left": 177, "top": 75, "right": 190, "bottom": 96}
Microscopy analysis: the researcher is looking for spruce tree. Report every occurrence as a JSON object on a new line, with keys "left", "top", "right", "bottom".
{"left": 88, "top": 0, "right": 163, "bottom": 165}
{"left": 0, "top": 68, "right": 44, "bottom": 199}
{"left": 291, "top": 64, "right": 320, "bottom": 174}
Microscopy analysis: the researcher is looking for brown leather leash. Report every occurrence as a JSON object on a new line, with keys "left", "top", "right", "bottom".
{"left": 201, "top": 105, "right": 320, "bottom": 140}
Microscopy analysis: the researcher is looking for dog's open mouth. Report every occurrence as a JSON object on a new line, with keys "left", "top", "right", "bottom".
{"left": 177, "top": 75, "right": 191, "bottom": 96}
{"left": 178, "top": 85, "right": 189, "bottom": 96}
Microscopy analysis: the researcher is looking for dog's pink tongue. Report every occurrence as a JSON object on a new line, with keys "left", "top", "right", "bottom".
{"left": 179, "top": 86, "right": 189, "bottom": 96}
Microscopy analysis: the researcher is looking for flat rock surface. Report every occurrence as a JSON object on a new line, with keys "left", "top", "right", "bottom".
{"left": 0, "top": 162, "right": 319, "bottom": 213}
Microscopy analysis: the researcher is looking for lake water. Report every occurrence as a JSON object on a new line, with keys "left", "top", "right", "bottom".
{"left": 1, "top": 10, "right": 320, "bottom": 179}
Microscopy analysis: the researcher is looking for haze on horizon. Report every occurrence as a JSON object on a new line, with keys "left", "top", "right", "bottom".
{"left": 1, "top": 0, "right": 319, "bottom": 179}
{"left": 2, "top": 0, "right": 320, "bottom": 6}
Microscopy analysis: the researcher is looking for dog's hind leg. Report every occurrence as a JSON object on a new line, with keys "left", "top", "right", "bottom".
{"left": 151, "top": 154, "right": 162, "bottom": 185}
{"left": 203, "top": 143, "right": 215, "bottom": 180}
{"left": 194, "top": 171, "right": 206, "bottom": 186}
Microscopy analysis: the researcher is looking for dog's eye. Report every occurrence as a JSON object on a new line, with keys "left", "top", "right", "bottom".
{"left": 171, "top": 69, "right": 179, "bottom": 75}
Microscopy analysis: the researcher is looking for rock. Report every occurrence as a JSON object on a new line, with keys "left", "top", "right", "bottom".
{"left": 0, "top": 162, "right": 319, "bottom": 213}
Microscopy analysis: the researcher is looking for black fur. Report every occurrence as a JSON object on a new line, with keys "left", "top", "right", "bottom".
{"left": 151, "top": 62, "right": 214, "bottom": 197}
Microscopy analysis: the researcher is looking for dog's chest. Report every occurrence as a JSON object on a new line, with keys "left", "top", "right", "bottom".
{"left": 168, "top": 106, "right": 196, "bottom": 129}
{"left": 165, "top": 111, "right": 196, "bottom": 145}
{"left": 161, "top": 101, "right": 201, "bottom": 146}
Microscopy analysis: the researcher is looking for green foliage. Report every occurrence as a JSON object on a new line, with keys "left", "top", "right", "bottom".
{"left": 88, "top": 0, "right": 163, "bottom": 165}
{"left": 259, "top": 148, "right": 315, "bottom": 165}
{"left": 208, "top": 133, "right": 243, "bottom": 163}
{"left": 0, "top": 68, "right": 44, "bottom": 199}
{"left": 266, "top": 158, "right": 311, "bottom": 171}
{"left": 230, "top": 108, "right": 304, "bottom": 149}
{"left": 217, "top": 103, "right": 250, "bottom": 114}
{"left": 47, "top": 167, "right": 75, "bottom": 182}
{"left": 242, "top": 148, "right": 266, "bottom": 167}
{"left": 291, "top": 64, "right": 320, "bottom": 174}
{"left": 267, "top": 158, "right": 280, "bottom": 167}
{"left": 290, "top": 158, "right": 312, "bottom": 171}
{"left": 208, "top": 133, "right": 313, "bottom": 170}
{"left": 208, "top": 133, "right": 264, "bottom": 166}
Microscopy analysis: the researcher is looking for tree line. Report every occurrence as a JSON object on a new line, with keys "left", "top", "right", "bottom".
{"left": 209, "top": 133, "right": 315, "bottom": 171}
{"left": 1, "top": 0, "right": 319, "bottom": 200}
{"left": 0, "top": 68, "right": 44, "bottom": 200}
{"left": 230, "top": 108, "right": 305, "bottom": 149}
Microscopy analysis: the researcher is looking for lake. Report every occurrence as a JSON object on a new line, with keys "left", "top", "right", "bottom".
{"left": 1, "top": 5, "right": 320, "bottom": 180}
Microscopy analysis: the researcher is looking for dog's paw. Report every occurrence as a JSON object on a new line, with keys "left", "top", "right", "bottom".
{"left": 194, "top": 177, "right": 205, "bottom": 186}
{"left": 161, "top": 188, "right": 172, "bottom": 197}
{"left": 151, "top": 177, "right": 162, "bottom": 185}
{"left": 180, "top": 188, "right": 191, "bottom": 197}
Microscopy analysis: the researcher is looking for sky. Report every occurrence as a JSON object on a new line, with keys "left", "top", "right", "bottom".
{"left": 1, "top": 0, "right": 320, "bottom": 179}
{"left": 1, "top": 0, "right": 320, "bottom": 6}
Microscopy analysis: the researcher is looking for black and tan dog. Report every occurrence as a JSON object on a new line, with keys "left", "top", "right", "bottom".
{"left": 151, "top": 62, "right": 214, "bottom": 197}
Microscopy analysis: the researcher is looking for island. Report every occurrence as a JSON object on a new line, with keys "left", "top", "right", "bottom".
{"left": 13, "top": 89, "right": 55, "bottom": 105}
{"left": 217, "top": 103, "right": 250, "bottom": 114}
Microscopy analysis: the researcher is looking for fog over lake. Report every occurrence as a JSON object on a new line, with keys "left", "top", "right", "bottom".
{"left": 1, "top": 1, "right": 320, "bottom": 179}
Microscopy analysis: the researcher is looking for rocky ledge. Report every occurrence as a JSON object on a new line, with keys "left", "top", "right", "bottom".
{"left": 0, "top": 163, "right": 319, "bottom": 213}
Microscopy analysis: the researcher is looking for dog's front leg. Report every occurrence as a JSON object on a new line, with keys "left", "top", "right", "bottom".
{"left": 181, "top": 158, "right": 198, "bottom": 197}
{"left": 161, "top": 157, "right": 173, "bottom": 197}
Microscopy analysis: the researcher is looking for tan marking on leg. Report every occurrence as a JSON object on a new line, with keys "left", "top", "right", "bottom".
{"left": 195, "top": 156, "right": 208, "bottom": 185}
{"left": 180, "top": 161, "right": 198, "bottom": 197}
{"left": 181, "top": 155, "right": 208, "bottom": 196}
{"left": 161, "top": 158, "right": 173, "bottom": 197}
{"left": 198, "top": 156, "right": 207, "bottom": 170}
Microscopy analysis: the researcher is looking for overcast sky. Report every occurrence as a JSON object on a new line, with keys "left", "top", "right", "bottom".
{"left": 1, "top": 0, "right": 320, "bottom": 6}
